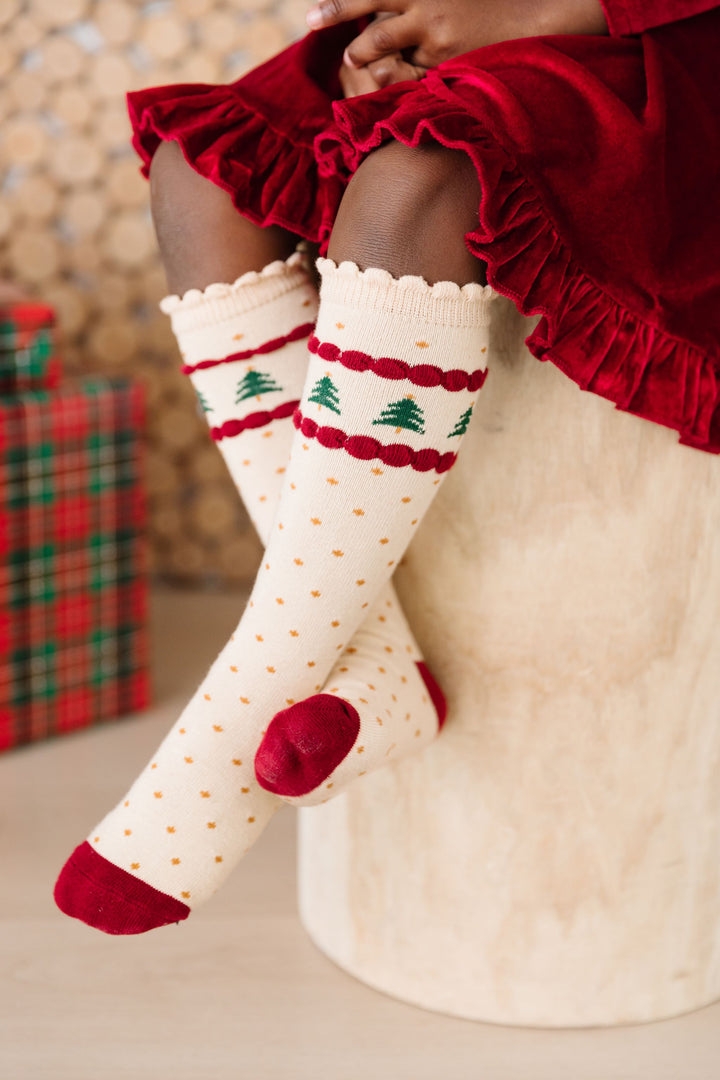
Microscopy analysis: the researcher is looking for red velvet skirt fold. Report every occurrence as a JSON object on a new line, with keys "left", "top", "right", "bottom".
{"left": 128, "top": 11, "right": 720, "bottom": 453}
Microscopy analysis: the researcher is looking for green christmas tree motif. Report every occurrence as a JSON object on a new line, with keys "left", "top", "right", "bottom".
{"left": 448, "top": 405, "right": 475, "bottom": 438}
{"left": 196, "top": 390, "right": 213, "bottom": 414}
{"left": 235, "top": 368, "right": 283, "bottom": 404}
{"left": 372, "top": 396, "right": 425, "bottom": 435}
{"left": 308, "top": 374, "right": 341, "bottom": 415}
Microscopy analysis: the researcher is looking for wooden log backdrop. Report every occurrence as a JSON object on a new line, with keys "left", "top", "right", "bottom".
{"left": 0, "top": 0, "right": 312, "bottom": 584}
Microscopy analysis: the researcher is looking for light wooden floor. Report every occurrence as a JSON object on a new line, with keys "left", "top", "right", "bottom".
{"left": 2, "top": 587, "right": 719, "bottom": 1080}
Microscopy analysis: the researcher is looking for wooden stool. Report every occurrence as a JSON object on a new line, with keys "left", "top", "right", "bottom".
{"left": 297, "top": 298, "right": 720, "bottom": 1027}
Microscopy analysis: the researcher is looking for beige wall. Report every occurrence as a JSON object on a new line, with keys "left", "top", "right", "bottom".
{"left": 0, "top": 0, "right": 309, "bottom": 584}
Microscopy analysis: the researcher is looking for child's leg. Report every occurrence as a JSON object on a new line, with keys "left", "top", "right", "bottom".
{"left": 327, "top": 141, "right": 486, "bottom": 287}
{"left": 55, "top": 141, "right": 492, "bottom": 933}
{"left": 149, "top": 141, "right": 298, "bottom": 294}
{"left": 253, "top": 142, "right": 491, "bottom": 804}
{"left": 54, "top": 145, "right": 310, "bottom": 935}
{"left": 150, "top": 143, "right": 318, "bottom": 541}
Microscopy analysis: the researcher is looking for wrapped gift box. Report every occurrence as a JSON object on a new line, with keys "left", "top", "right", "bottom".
{"left": 0, "top": 376, "right": 151, "bottom": 751}
{"left": 0, "top": 301, "right": 61, "bottom": 393}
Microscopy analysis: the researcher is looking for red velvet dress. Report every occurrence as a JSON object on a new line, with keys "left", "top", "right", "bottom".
{"left": 128, "top": 1, "right": 720, "bottom": 453}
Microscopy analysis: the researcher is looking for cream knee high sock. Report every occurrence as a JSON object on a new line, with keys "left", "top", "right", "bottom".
{"left": 54, "top": 255, "right": 316, "bottom": 934}
{"left": 165, "top": 251, "right": 317, "bottom": 540}
{"left": 254, "top": 260, "right": 495, "bottom": 803}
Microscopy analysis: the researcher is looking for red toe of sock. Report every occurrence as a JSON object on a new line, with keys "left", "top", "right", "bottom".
{"left": 54, "top": 841, "right": 190, "bottom": 935}
{"left": 255, "top": 694, "right": 360, "bottom": 797}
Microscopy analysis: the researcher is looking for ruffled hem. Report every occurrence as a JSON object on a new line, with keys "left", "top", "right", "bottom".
{"left": 127, "top": 45, "right": 720, "bottom": 455}
{"left": 318, "top": 73, "right": 720, "bottom": 455}
{"left": 127, "top": 83, "right": 342, "bottom": 244}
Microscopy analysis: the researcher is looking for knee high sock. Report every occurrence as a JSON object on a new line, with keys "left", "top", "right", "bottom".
{"left": 254, "top": 261, "right": 494, "bottom": 803}
{"left": 53, "top": 253, "right": 317, "bottom": 935}
{"left": 53, "top": 258, "right": 494, "bottom": 934}
{"left": 168, "top": 251, "right": 317, "bottom": 541}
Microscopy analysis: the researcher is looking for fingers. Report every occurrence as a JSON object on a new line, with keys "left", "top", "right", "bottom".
{"left": 341, "top": 52, "right": 425, "bottom": 97}
{"left": 306, "top": 0, "right": 400, "bottom": 30}
{"left": 407, "top": 44, "right": 441, "bottom": 69}
{"left": 339, "top": 62, "right": 384, "bottom": 98}
{"left": 343, "top": 13, "right": 418, "bottom": 68}
{"left": 367, "top": 55, "right": 425, "bottom": 88}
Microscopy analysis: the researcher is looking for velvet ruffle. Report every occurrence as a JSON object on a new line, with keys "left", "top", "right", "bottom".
{"left": 318, "top": 72, "right": 720, "bottom": 453}
{"left": 128, "top": 82, "right": 330, "bottom": 242}
{"left": 128, "top": 16, "right": 720, "bottom": 455}
{"left": 128, "top": 25, "right": 357, "bottom": 242}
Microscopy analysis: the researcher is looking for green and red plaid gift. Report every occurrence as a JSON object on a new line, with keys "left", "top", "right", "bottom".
{"left": 0, "top": 301, "right": 62, "bottom": 394}
{"left": 0, "top": 301, "right": 151, "bottom": 751}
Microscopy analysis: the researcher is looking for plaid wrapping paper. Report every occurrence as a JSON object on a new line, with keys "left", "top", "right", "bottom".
{"left": 0, "top": 302, "right": 61, "bottom": 393}
{"left": 0, "top": 376, "right": 151, "bottom": 751}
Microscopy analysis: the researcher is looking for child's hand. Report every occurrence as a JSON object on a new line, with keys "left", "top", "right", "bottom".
{"left": 340, "top": 55, "right": 426, "bottom": 96}
{"left": 308, "top": 0, "right": 608, "bottom": 71}
{"left": 340, "top": 13, "right": 427, "bottom": 97}
{"left": 338, "top": 12, "right": 427, "bottom": 97}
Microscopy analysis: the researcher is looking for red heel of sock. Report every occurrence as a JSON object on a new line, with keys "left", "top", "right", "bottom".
{"left": 415, "top": 660, "right": 448, "bottom": 728}
{"left": 255, "top": 663, "right": 447, "bottom": 798}
{"left": 254, "top": 694, "right": 360, "bottom": 797}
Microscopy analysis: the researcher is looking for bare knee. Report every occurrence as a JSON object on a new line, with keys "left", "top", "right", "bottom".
{"left": 149, "top": 140, "right": 296, "bottom": 294}
{"left": 328, "top": 142, "right": 485, "bottom": 286}
{"left": 149, "top": 142, "right": 226, "bottom": 264}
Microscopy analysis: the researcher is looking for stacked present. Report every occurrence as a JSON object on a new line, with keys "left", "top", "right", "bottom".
{"left": 0, "top": 299, "right": 151, "bottom": 751}
{"left": 0, "top": 302, "right": 62, "bottom": 394}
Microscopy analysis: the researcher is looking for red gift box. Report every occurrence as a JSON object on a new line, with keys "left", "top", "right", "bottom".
{"left": 0, "top": 301, "right": 62, "bottom": 393}
{"left": 0, "top": 376, "right": 151, "bottom": 750}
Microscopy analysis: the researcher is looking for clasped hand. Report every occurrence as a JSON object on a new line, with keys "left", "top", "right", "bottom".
{"left": 308, "top": 0, "right": 609, "bottom": 97}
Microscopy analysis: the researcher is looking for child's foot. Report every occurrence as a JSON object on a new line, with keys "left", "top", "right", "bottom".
{"left": 254, "top": 589, "right": 446, "bottom": 804}
{"left": 54, "top": 842, "right": 193, "bottom": 935}
{"left": 53, "top": 630, "right": 283, "bottom": 934}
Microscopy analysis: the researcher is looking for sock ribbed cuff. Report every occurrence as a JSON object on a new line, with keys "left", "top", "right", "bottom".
{"left": 160, "top": 252, "right": 312, "bottom": 335}
{"left": 316, "top": 257, "right": 498, "bottom": 330}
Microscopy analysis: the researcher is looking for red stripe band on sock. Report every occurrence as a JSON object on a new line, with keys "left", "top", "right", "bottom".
{"left": 211, "top": 399, "right": 300, "bottom": 441}
{"left": 182, "top": 323, "right": 315, "bottom": 375}
{"left": 308, "top": 336, "right": 487, "bottom": 393}
{"left": 292, "top": 408, "right": 457, "bottom": 474}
